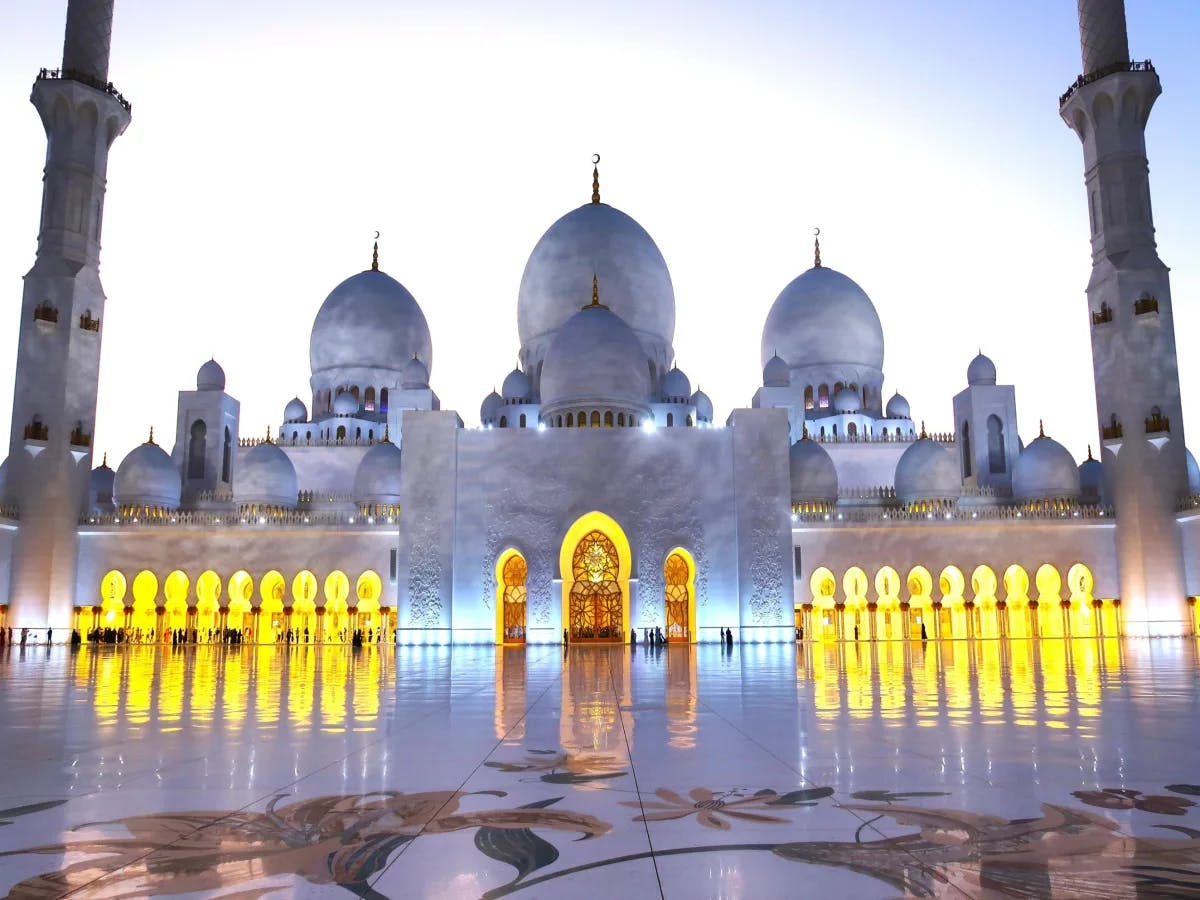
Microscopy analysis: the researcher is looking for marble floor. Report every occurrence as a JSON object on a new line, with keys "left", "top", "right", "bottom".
{"left": 0, "top": 639, "right": 1199, "bottom": 898}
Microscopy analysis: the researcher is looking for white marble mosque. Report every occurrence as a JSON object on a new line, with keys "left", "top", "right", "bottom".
{"left": 2, "top": 0, "right": 1200, "bottom": 647}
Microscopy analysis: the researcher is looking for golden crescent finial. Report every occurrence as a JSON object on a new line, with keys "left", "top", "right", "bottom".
{"left": 591, "top": 155, "right": 601, "bottom": 204}
{"left": 592, "top": 153, "right": 601, "bottom": 165}
{"left": 813, "top": 227, "right": 822, "bottom": 268}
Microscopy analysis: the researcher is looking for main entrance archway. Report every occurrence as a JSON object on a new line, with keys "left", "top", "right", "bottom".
{"left": 560, "top": 513, "right": 631, "bottom": 644}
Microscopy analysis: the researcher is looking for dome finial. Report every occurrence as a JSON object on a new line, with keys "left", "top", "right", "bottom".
{"left": 383, "top": 422, "right": 391, "bottom": 443}
{"left": 1039, "top": 419, "right": 1045, "bottom": 439}
{"left": 265, "top": 425, "right": 273, "bottom": 444}
{"left": 585, "top": 272, "right": 609, "bottom": 310}
{"left": 371, "top": 231, "right": 380, "bottom": 271}
{"left": 147, "top": 426, "right": 155, "bottom": 445}
{"left": 802, "top": 421, "right": 810, "bottom": 441}
{"left": 591, "top": 154, "right": 601, "bottom": 204}
{"left": 1087, "top": 443, "right": 1094, "bottom": 461}
{"left": 813, "top": 227, "right": 822, "bottom": 268}
{"left": 919, "top": 420, "right": 927, "bottom": 440}
{"left": 101, "top": 451, "right": 107, "bottom": 467}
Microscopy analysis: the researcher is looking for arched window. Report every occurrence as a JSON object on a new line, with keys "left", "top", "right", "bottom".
{"left": 818, "top": 384, "right": 829, "bottom": 408}
{"left": 336, "top": 425, "right": 347, "bottom": 441}
{"left": 355, "top": 427, "right": 362, "bottom": 440}
{"left": 987, "top": 415, "right": 1005, "bottom": 473}
{"left": 519, "top": 413, "right": 527, "bottom": 428}
{"left": 804, "top": 386, "right": 814, "bottom": 410}
{"left": 305, "top": 430, "right": 311, "bottom": 443}
{"left": 577, "top": 414, "right": 585, "bottom": 429}
{"left": 368, "top": 429, "right": 374, "bottom": 441}
{"left": 686, "top": 415, "right": 693, "bottom": 426}
{"left": 379, "top": 388, "right": 389, "bottom": 413}
{"left": 604, "top": 411, "right": 614, "bottom": 427}
{"left": 350, "top": 386, "right": 360, "bottom": 402}
{"left": 566, "top": 413, "right": 573, "bottom": 427}
{"left": 187, "top": 420, "right": 207, "bottom": 480}
{"left": 832, "top": 423, "right": 839, "bottom": 436}
{"left": 847, "top": 421, "right": 857, "bottom": 437}
{"left": 617, "top": 413, "right": 625, "bottom": 426}
{"left": 557, "top": 415, "right": 562, "bottom": 427}
{"left": 591, "top": 411, "right": 601, "bottom": 427}
{"left": 499, "top": 416, "right": 507, "bottom": 428}
{"left": 222, "top": 427, "right": 232, "bottom": 482}
{"left": 666, "top": 413, "right": 674, "bottom": 427}
{"left": 834, "top": 381, "right": 844, "bottom": 395}
{"left": 364, "top": 387, "right": 376, "bottom": 412}
{"left": 961, "top": 421, "right": 972, "bottom": 477}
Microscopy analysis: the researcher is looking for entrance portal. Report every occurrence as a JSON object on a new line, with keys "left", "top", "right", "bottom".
{"left": 664, "top": 550, "right": 693, "bottom": 642}
{"left": 499, "top": 552, "right": 527, "bottom": 644}
{"left": 568, "top": 530, "right": 623, "bottom": 642}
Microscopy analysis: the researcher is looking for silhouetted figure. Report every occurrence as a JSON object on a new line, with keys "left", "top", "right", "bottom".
{"left": 854, "top": 624, "right": 860, "bottom": 641}
{"left": 304, "top": 627, "right": 310, "bottom": 644}
{"left": 71, "top": 629, "right": 81, "bottom": 647}
{"left": 920, "top": 623, "right": 928, "bottom": 641}
{"left": 46, "top": 628, "right": 52, "bottom": 645}
{"left": 562, "top": 628, "right": 568, "bottom": 645}
{"left": 725, "top": 628, "right": 733, "bottom": 648}
{"left": 20, "top": 628, "right": 29, "bottom": 647}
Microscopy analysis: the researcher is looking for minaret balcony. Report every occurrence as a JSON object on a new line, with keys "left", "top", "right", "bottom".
{"left": 69, "top": 428, "right": 91, "bottom": 448}
{"left": 1134, "top": 296, "right": 1159, "bottom": 317}
{"left": 32, "top": 302, "right": 58, "bottom": 325}
{"left": 1060, "top": 59, "right": 1156, "bottom": 107}
{"left": 1091, "top": 304, "right": 1113, "bottom": 326}
{"left": 78, "top": 312, "right": 100, "bottom": 332}
{"left": 36, "top": 67, "right": 131, "bottom": 114}
{"left": 1145, "top": 412, "right": 1170, "bottom": 435}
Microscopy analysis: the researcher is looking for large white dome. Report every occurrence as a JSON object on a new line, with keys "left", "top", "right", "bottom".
{"left": 354, "top": 438, "right": 403, "bottom": 506}
{"left": 115, "top": 440, "right": 181, "bottom": 510}
{"left": 518, "top": 202, "right": 675, "bottom": 367}
{"left": 894, "top": 438, "right": 959, "bottom": 505}
{"left": 235, "top": 441, "right": 298, "bottom": 507}
{"left": 789, "top": 438, "right": 838, "bottom": 505}
{"left": 309, "top": 269, "right": 432, "bottom": 385}
{"left": 761, "top": 265, "right": 884, "bottom": 372}
{"left": 1012, "top": 435, "right": 1081, "bottom": 502}
{"left": 540, "top": 301, "right": 652, "bottom": 418}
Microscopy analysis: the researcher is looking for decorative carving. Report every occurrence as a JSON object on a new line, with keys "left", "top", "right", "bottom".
{"left": 748, "top": 498, "right": 786, "bottom": 625}
{"left": 408, "top": 482, "right": 444, "bottom": 627}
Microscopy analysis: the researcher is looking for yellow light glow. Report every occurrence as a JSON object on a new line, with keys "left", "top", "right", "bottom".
{"left": 559, "top": 511, "right": 631, "bottom": 643}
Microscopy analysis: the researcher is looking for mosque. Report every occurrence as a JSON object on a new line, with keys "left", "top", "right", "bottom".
{"left": 1, "top": 0, "right": 1198, "bottom": 645}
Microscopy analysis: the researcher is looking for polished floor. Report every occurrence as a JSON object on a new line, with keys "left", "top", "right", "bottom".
{"left": 0, "top": 639, "right": 1198, "bottom": 898}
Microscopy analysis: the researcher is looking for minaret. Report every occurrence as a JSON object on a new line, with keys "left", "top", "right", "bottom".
{"left": 3, "top": 0, "right": 131, "bottom": 629}
{"left": 1061, "top": 0, "right": 1189, "bottom": 635}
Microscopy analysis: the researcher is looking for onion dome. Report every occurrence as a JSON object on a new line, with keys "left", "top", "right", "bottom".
{"left": 661, "top": 366, "right": 691, "bottom": 402}
{"left": 967, "top": 352, "right": 997, "bottom": 386}
{"left": 283, "top": 397, "right": 308, "bottom": 423}
{"left": 1188, "top": 449, "right": 1200, "bottom": 495}
{"left": 501, "top": 368, "right": 533, "bottom": 403}
{"left": 353, "top": 437, "right": 403, "bottom": 507}
{"left": 115, "top": 432, "right": 181, "bottom": 510}
{"left": 91, "top": 455, "right": 115, "bottom": 498}
{"left": 789, "top": 436, "right": 838, "bottom": 506}
{"left": 234, "top": 438, "right": 298, "bottom": 507}
{"left": 480, "top": 389, "right": 502, "bottom": 424}
{"left": 401, "top": 355, "right": 430, "bottom": 390}
{"left": 1011, "top": 425, "right": 1081, "bottom": 502}
{"left": 518, "top": 200, "right": 675, "bottom": 368}
{"left": 885, "top": 391, "right": 910, "bottom": 419}
{"left": 309, "top": 265, "right": 433, "bottom": 386}
{"left": 762, "top": 353, "right": 790, "bottom": 388}
{"left": 196, "top": 359, "right": 226, "bottom": 392}
{"left": 540, "top": 280, "right": 652, "bottom": 420}
{"left": 692, "top": 388, "right": 713, "bottom": 423}
{"left": 833, "top": 387, "right": 860, "bottom": 414}
{"left": 894, "top": 436, "right": 960, "bottom": 506}
{"left": 761, "top": 265, "right": 884, "bottom": 372}
{"left": 333, "top": 391, "right": 359, "bottom": 416}
{"left": 1079, "top": 446, "right": 1104, "bottom": 504}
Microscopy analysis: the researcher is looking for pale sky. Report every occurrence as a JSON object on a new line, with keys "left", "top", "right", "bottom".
{"left": 1, "top": 0, "right": 1198, "bottom": 467}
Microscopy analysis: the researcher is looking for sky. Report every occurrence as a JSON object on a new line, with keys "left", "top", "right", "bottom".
{"left": 1, "top": 0, "right": 1198, "bottom": 467}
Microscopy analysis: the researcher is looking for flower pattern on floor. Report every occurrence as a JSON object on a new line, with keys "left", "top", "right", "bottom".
{"left": 623, "top": 786, "right": 834, "bottom": 830}
{"left": 1072, "top": 787, "right": 1197, "bottom": 815}
{"left": 484, "top": 748, "right": 628, "bottom": 785}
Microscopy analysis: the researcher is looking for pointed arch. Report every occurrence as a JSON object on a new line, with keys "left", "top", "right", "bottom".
{"left": 664, "top": 548, "right": 696, "bottom": 642}
{"left": 495, "top": 549, "right": 528, "bottom": 644}
{"left": 559, "top": 512, "right": 631, "bottom": 643}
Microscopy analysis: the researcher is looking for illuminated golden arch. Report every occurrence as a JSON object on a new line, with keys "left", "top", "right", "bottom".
{"left": 99, "top": 570, "right": 126, "bottom": 625}
{"left": 874, "top": 566, "right": 900, "bottom": 605}
{"left": 495, "top": 549, "right": 528, "bottom": 644}
{"left": 229, "top": 570, "right": 254, "bottom": 605}
{"left": 664, "top": 547, "right": 696, "bottom": 642}
{"left": 197, "top": 570, "right": 222, "bottom": 610}
{"left": 810, "top": 566, "right": 837, "bottom": 608}
{"left": 905, "top": 566, "right": 933, "bottom": 605}
{"left": 324, "top": 570, "right": 350, "bottom": 606}
{"left": 1035, "top": 564, "right": 1062, "bottom": 602}
{"left": 1004, "top": 564, "right": 1030, "bottom": 603}
{"left": 356, "top": 570, "right": 383, "bottom": 604}
{"left": 938, "top": 565, "right": 965, "bottom": 604}
{"left": 131, "top": 570, "right": 158, "bottom": 607}
{"left": 971, "top": 565, "right": 997, "bottom": 604}
{"left": 559, "top": 512, "right": 631, "bottom": 643}
{"left": 291, "top": 570, "right": 318, "bottom": 605}
{"left": 1067, "top": 563, "right": 1094, "bottom": 602}
{"left": 842, "top": 566, "right": 868, "bottom": 607}
{"left": 164, "top": 570, "right": 189, "bottom": 605}
{"left": 260, "top": 570, "right": 286, "bottom": 604}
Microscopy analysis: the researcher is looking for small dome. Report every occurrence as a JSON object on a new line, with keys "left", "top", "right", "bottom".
{"left": 401, "top": 356, "right": 430, "bottom": 390}
{"left": 761, "top": 265, "right": 884, "bottom": 372}
{"left": 762, "top": 353, "right": 790, "bottom": 388}
{"left": 967, "top": 352, "right": 997, "bottom": 386}
{"left": 333, "top": 391, "right": 359, "bottom": 416}
{"left": 91, "top": 458, "right": 116, "bottom": 511}
{"left": 1187, "top": 449, "right": 1200, "bottom": 495}
{"left": 501, "top": 368, "right": 532, "bottom": 402}
{"left": 196, "top": 359, "right": 226, "bottom": 392}
{"left": 789, "top": 438, "right": 838, "bottom": 505}
{"left": 1012, "top": 435, "right": 1081, "bottom": 502}
{"left": 833, "top": 387, "right": 860, "bottom": 414}
{"left": 894, "top": 438, "right": 960, "bottom": 506}
{"left": 353, "top": 438, "right": 403, "bottom": 506}
{"left": 1079, "top": 450, "right": 1104, "bottom": 504}
{"left": 885, "top": 392, "right": 910, "bottom": 419}
{"left": 115, "top": 440, "right": 181, "bottom": 510}
{"left": 309, "top": 269, "right": 433, "bottom": 384}
{"left": 234, "top": 441, "right": 298, "bottom": 507}
{"left": 692, "top": 389, "right": 713, "bottom": 423}
{"left": 481, "top": 390, "right": 502, "bottom": 424}
{"left": 661, "top": 366, "right": 691, "bottom": 401}
{"left": 284, "top": 397, "right": 308, "bottom": 423}
{"left": 518, "top": 202, "right": 675, "bottom": 363}
{"left": 540, "top": 302, "right": 652, "bottom": 416}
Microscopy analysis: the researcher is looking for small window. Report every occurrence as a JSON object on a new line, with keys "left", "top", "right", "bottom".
{"left": 591, "top": 411, "right": 600, "bottom": 427}
{"left": 618, "top": 413, "right": 625, "bottom": 426}
{"left": 604, "top": 412, "right": 613, "bottom": 428}
{"left": 499, "top": 416, "right": 507, "bottom": 428}
{"left": 380, "top": 388, "right": 389, "bottom": 413}
{"left": 666, "top": 413, "right": 674, "bottom": 427}
{"left": 566, "top": 413, "right": 574, "bottom": 427}
{"left": 389, "top": 548, "right": 398, "bottom": 582}
{"left": 804, "top": 386, "right": 814, "bottom": 410}
{"left": 519, "top": 413, "right": 527, "bottom": 428}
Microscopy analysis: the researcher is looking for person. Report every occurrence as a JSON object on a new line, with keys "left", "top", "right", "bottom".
{"left": 46, "top": 627, "right": 52, "bottom": 645}
{"left": 20, "top": 628, "right": 28, "bottom": 647}
{"left": 920, "top": 622, "right": 928, "bottom": 641}
{"left": 854, "top": 624, "right": 860, "bottom": 641}
{"left": 799, "top": 625, "right": 804, "bottom": 640}
{"left": 725, "top": 627, "right": 733, "bottom": 648}
{"left": 304, "top": 627, "right": 310, "bottom": 644}
{"left": 629, "top": 627, "right": 636, "bottom": 645}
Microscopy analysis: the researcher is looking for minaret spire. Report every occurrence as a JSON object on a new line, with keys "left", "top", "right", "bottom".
{"left": 813, "top": 228, "right": 822, "bottom": 268}
{"left": 62, "top": 0, "right": 115, "bottom": 82}
{"left": 591, "top": 154, "right": 601, "bottom": 204}
{"left": 1061, "top": 0, "right": 1189, "bottom": 635}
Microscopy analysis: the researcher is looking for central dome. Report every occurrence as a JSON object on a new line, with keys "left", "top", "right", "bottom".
{"left": 761, "top": 265, "right": 884, "bottom": 372}
{"left": 518, "top": 202, "right": 675, "bottom": 368}
{"left": 309, "top": 269, "right": 432, "bottom": 386}
{"left": 540, "top": 301, "right": 652, "bottom": 419}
